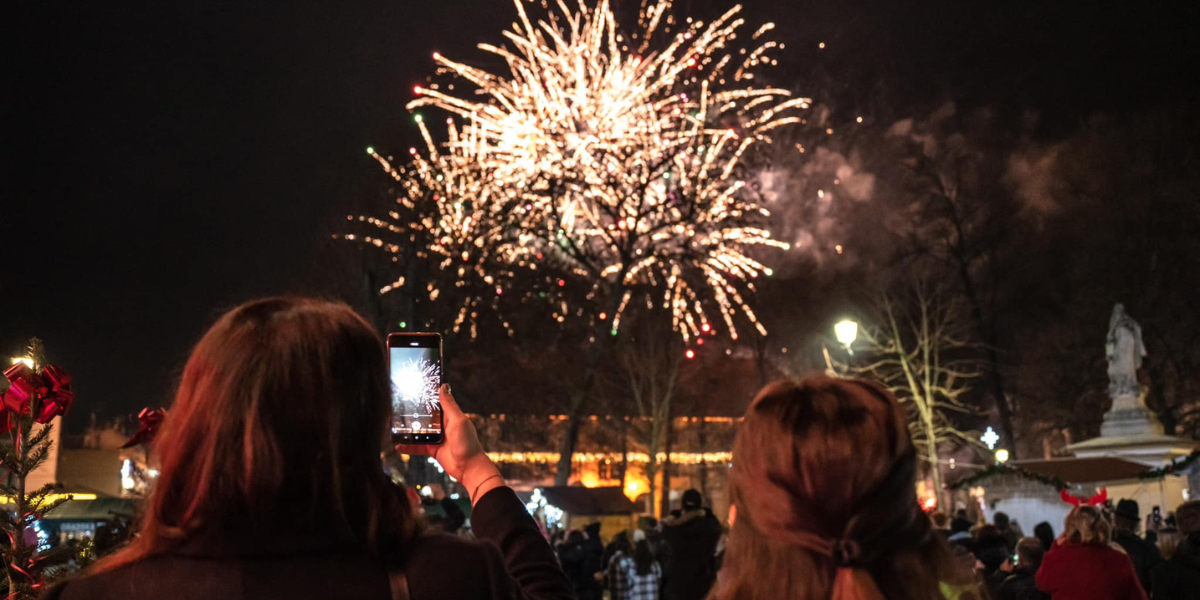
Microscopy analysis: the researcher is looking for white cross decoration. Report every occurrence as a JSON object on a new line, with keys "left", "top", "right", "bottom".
{"left": 981, "top": 427, "right": 1000, "bottom": 450}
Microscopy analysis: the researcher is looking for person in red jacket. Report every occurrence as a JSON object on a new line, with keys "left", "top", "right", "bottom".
{"left": 1036, "top": 504, "right": 1147, "bottom": 600}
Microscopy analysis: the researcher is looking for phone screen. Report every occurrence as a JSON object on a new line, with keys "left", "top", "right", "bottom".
{"left": 387, "top": 333, "right": 444, "bottom": 444}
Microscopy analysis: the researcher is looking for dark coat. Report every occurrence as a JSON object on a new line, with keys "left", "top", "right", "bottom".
{"left": 1152, "top": 535, "right": 1200, "bottom": 600}
{"left": 42, "top": 487, "right": 573, "bottom": 600}
{"left": 557, "top": 539, "right": 602, "bottom": 600}
{"left": 1113, "top": 530, "right": 1164, "bottom": 592}
{"left": 660, "top": 509, "right": 721, "bottom": 600}
{"left": 996, "top": 569, "right": 1048, "bottom": 600}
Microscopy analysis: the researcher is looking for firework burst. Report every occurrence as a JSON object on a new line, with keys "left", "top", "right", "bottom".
{"left": 392, "top": 357, "right": 441, "bottom": 414}
{"left": 348, "top": 0, "right": 802, "bottom": 342}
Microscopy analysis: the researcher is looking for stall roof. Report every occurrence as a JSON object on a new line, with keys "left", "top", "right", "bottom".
{"left": 1014, "top": 457, "right": 1150, "bottom": 484}
{"left": 42, "top": 497, "right": 136, "bottom": 521}
{"left": 540, "top": 486, "right": 639, "bottom": 515}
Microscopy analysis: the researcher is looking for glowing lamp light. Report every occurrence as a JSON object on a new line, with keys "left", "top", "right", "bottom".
{"left": 922, "top": 496, "right": 937, "bottom": 511}
{"left": 10, "top": 357, "right": 33, "bottom": 369}
{"left": 413, "top": 85, "right": 424, "bottom": 95}
{"left": 365, "top": 146, "right": 375, "bottom": 155}
{"left": 834, "top": 320, "right": 858, "bottom": 347}
{"left": 995, "top": 449, "right": 1010, "bottom": 464}
{"left": 701, "top": 323, "right": 711, "bottom": 333}
{"left": 685, "top": 349, "right": 696, "bottom": 360}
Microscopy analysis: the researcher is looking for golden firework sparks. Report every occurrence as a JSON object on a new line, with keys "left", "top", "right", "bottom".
{"left": 349, "top": 0, "right": 802, "bottom": 342}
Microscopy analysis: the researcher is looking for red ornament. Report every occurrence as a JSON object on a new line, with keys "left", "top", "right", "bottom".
{"left": 121, "top": 408, "right": 167, "bottom": 448}
{"left": 35, "top": 364, "right": 75, "bottom": 423}
{"left": 3, "top": 363, "right": 36, "bottom": 412}
{"left": 3, "top": 362, "right": 73, "bottom": 421}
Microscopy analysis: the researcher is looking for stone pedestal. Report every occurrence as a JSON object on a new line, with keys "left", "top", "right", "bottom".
{"left": 1100, "top": 402, "right": 1165, "bottom": 438}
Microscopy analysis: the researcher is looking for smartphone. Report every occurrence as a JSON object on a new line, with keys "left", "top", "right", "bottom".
{"left": 387, "top": 332, "right": 444, "bottom": 445}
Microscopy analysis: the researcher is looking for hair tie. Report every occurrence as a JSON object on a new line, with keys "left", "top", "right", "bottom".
{"left": 831, "top": 539, "right": 861, "bottom": 567}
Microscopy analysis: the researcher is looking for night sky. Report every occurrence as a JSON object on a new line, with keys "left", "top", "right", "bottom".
{"left": 5, "top": 0, "right": 1196, "bottom": 428}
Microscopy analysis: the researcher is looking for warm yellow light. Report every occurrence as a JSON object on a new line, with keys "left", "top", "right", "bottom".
{"left": 995, "top": 449, "right": 1010, "bottom": 464}
{"left": 834, "top": 320, "right": 858, "bottom": 346}
{"left": 580, "top": 471, "right": 601, "bottom": 488}
{"left": 10, "top": 357, "right": 33, "bottom": 369}
{"left": 624, "top": 477, "right": 646, "bottom": 501}
{"left": 0, "top": 493, "right": 96, "bottom": 504}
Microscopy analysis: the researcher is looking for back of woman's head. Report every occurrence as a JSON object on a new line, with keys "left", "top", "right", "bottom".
{"left": 711, "top": 376, "right": 977, "bottom": 600}
{"left": 1156, "top": 528, "right": 1182, "bottom": 560}
{"left": 633, "top": 538, "right": 655, "bottom": 576}
{"left": 1062, "top": 505, "right": 1110, "bottom": 545}
{"left": 96, "top": 297, "right": 415, "bottom": 571}
{"left": 1033, "top": 522, "right": 1054, "bottom": 550}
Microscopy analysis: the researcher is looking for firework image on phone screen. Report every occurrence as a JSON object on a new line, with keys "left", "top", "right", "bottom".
{"left": 387, "top": 333, "right": 444, "bottom": 444}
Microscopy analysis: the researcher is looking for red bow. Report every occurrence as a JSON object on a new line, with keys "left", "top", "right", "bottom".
{"left": 121, "top": 408, "right": 166, "bottom": 448}
{"left": 2, "top": 362, "right": 75, "bottom": 426}
{"left": 1061, "top": 488, "right": 1107, "bottom": 507}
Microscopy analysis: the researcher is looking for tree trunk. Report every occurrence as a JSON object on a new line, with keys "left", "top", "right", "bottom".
{"left": 619, "top": 416, "right": 628, "bottom": 488}
{"left": 924, "top": 409, "right": 944, "bottom": 511}
{"left": 659, "top": 410, "right": 674, "bottom": 518}
{"left": 697, "top": 420, "right": 708, "bottom": 500}
{"left": 553, "top": 289, "right": 625, "bottom": 486}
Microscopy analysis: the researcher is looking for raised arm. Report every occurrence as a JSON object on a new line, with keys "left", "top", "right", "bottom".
{"left": 399, "top": 385, "right": 572, "bottom": 600}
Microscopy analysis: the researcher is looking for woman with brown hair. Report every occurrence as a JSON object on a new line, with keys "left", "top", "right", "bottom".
{"left": 1035, "top": 505, "right": 1146, "bottom": 600}
{"left": 44, "top": 297, "right": 572, "bottom": 600}
{"left": 708, "top": 376, "right": 980, "bottom": 600}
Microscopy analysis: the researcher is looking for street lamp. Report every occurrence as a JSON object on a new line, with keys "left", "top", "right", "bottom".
{"left": 834, "top": 320, "right": 858, "bottom": 352}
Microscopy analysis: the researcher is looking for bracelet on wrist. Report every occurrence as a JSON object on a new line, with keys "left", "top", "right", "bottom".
{"left": 471, "top": 473, "right": 504, "bottom": 499}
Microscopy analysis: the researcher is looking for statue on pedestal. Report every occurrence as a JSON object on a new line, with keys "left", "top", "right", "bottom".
{"left": 1106, "top": 303, "right": 1147, "bottom": 408}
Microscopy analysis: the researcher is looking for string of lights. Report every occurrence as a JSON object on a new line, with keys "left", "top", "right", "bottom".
{"left": 486, "top": 451, "right": 733, "bottom": 465}
{"left": 346, "top": 0, "right": 802, "bottom": 343}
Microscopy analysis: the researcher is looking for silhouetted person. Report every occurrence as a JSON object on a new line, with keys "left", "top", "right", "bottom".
{"left": 1112, "top": 499, "right": 1163, "bottom": 593}
{"left": 1152, "top": 500, "right": 1200, "bottom": 600}
{"left": 1033, "top": 521, "right": 1055, "bottom": 552}
{"left": 661, "top": 489, "right": 720, "bottom": 600}
{"left": 996, "top": 537, "right": 1049, "bottom": 600}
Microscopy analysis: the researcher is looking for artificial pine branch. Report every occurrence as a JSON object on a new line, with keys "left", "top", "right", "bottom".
{"left": 1, "top": 339, "right": 77, "bottom": 599}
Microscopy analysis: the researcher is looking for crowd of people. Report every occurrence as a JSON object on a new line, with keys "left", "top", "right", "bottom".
{"left": 551, "top": 489, "right": 722, "bottom": 600}
{"left": 929, "top": 497, "right": 1200, "bottom": 600}
{"left": 33, "top": 299, "right": 1200, "bottom": 600}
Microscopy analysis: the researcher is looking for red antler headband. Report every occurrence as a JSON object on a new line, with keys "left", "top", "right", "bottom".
{"left": 1060, "top": 488, "right": 1107, "bottom": 507}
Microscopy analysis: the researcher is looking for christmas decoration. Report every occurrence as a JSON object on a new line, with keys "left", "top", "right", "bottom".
{"left": 1138, "top": 449, "right": 1200, "bottom": 480}
{"left": 1, "top": 339, "right": 77, "bottom": 599}
{"left": 945, "top": 463, "right": 1069, "bottom": 492}
{"left": 120, "top": 408, "right": 167, "bottom": 449}
{"left": 1060, "top": 488, "right": 1107, "bottom": 507}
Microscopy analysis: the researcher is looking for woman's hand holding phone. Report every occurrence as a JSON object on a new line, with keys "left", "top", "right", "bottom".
{"left": 396, "top": 384, "right": 504, "bottom": 506}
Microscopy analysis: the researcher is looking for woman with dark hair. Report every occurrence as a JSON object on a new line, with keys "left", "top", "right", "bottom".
{"left": 1036, "top": 505, "right": 1146, "bottom": 600}
{"left": 43, "top": 298, "right": 572, "bottom": 600}
{"left": 1033, "top": 522, "right": 1055, "bottom": 552}
{"left": 708, "top": 376, "right": 981, "bottom": 600}
{"left": 626, "top": 530, "right": 662, "bottom": 600}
